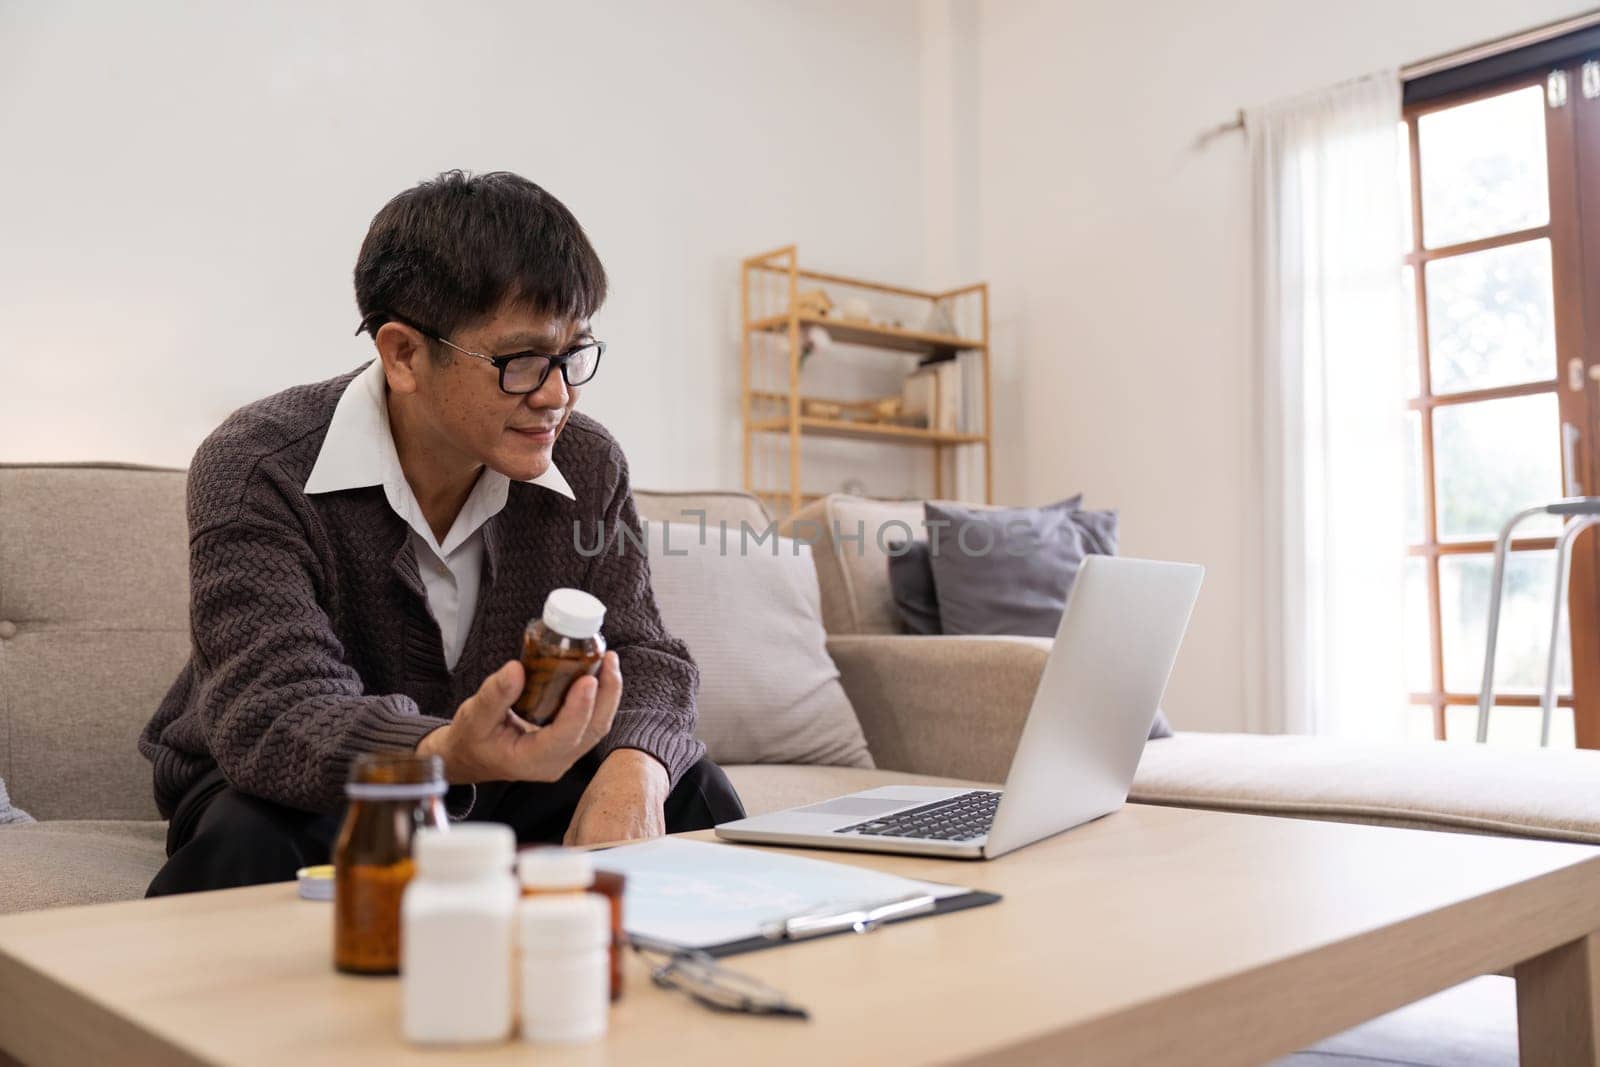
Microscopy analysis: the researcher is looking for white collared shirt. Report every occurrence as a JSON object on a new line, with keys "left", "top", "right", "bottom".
{"left": 304, "top": 361, "right": 575, "bottom": 669}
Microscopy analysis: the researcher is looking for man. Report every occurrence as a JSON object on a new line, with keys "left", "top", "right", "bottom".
{"left": 140, "top": 170, "right": 744, "bottom": 895}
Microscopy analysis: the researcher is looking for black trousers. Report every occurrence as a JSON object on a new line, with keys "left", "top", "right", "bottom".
{"left": 146, "top": 751, "right": 745, "bottom": 897}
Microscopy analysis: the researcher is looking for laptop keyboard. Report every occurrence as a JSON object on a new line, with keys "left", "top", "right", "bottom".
{"left": 835, "top": 790, "right": 1001, "bottom": 842}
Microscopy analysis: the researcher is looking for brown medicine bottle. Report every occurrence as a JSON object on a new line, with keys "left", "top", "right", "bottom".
{"left": 514, "top": 589, "right": 606, "bottom": 726}
{"left": 518, "top": 847, "right": 627, "bottom": 1002}
{"left": 333, "top": 753, "right": 448, "bottom": 975}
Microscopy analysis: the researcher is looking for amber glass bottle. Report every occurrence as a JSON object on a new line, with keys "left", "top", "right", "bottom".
{"left": 513, "top": 588, "right": 606, "bottom": 726}
{"left": 333, "top": 753, "right": 448, "bottom": 975}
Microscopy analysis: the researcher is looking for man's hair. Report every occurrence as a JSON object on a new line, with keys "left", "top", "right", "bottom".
{"left": 354, "top": 170, "right": 607, "bottom": 343}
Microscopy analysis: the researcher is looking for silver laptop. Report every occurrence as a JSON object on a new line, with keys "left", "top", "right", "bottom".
{"left": 715, "top": 555, "right": 1203, "bottom": 860}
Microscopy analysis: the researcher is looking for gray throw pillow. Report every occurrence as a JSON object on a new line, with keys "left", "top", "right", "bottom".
{"left": 885, "top": 540, "right": 941, "bottom": 635}
{"left": 0, "top": 776, "right": 34, "bottom": 826}
{"left": 887, "top": 495, "right": 1084, "bottom": 636}
{"left": 921, "top": 498, "right": 1171, "bottom": 740}
{"left": 924, "top": 497, "right": 1112, "bottom": 638}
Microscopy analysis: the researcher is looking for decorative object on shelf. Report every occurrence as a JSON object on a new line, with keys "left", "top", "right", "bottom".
{"left": 922, "top": 301, "right": 957, "bottom": 338}
{"left": 799, "top": 398, "right": 843, "bottom": 420}
{"left": 799, "top": 395, "right": 922, "bottom": 427}
{"left": 793, "top": 288, "right": 834, "bottom": 317}
{"left": 740, "top": 245, "right": 991, "bottom": 515}
{"left": 799, "top": 324, "right": 831, "bottom": 363}
{"left": 870, "top": 396, "right": 905, "bottom": 421}
{"left": 839, "top": 296, "right": 873, "bottom": 323}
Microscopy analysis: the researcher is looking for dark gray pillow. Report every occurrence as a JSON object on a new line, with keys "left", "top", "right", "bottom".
{"left": 0, "top": 776, "right": 34, "bottom": 826}
{"left": 921, "top": 498, "right": 1172, "bottom": 739}
{"left": 1149, "top": 708, "right": 1173, "bottom": 738}
{"left": 886, "top": 540, "right": 942, "bottom": 635}
{"left": 924, "top": 497, "right": 1112, "bottom": 638}
{"left": 886, "top": 495, "right": 1085, "bottom": 636}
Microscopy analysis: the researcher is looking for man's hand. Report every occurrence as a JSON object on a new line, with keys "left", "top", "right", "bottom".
{"left": 563, "top": 748, "right": 670, "bottom": 847}
{"left": 417, "top": 652, "right": 622, "bottom": 784}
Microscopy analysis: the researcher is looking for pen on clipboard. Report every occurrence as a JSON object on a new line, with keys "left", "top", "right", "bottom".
{"left": 760, "top": 892, "right": 938, "bottom": 941}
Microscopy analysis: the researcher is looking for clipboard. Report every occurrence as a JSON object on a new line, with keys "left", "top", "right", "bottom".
{"left": 591, "top": 837, "right": 1002, "bottom": 959}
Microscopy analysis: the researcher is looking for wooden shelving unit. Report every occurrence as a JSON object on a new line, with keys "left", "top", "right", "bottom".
{"left": 747, "top": 415, "right": 987, "bottom": 446}
{"left": 746, "top": 314, "right": 986, "bottom": 357}
{"left": 740, "top": 245, "right": 992, "bottom": 515}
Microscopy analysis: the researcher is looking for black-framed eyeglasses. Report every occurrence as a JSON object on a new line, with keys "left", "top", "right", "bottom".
{"left": 355, "top": 313, "right": 605, "bottom": 395}
{"left": 633, "top": 941, "right": 809, "bottom": 1020}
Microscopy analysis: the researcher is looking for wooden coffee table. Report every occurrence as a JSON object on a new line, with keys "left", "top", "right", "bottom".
{"left": 1, "top": 804, "right": 1597, "bottom": 1066}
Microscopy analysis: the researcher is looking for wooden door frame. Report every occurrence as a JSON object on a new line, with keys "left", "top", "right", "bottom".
{"left": 1403, "top": 71, "right": 1600, "bottom": 747}
{"left": 1562, "top": 57, "right": 1600, "bottom": 748}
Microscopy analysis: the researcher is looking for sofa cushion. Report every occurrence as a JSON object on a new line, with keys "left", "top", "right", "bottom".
{"left": 633, "top": 489, "right": 770, "bottom": 532}
{"left": 1132, "top": 732, "right": 1600, "bottom": 845}
{"left": 883, "top": 495, "right": 1088, "bottom": 636}
{"left": 647, "top": 524, "right": 873, "bottom": 768}
{"left": 0, "top": 820, "right": 168, "bottom": 914}
{"left": 779, "top": 494, "right": 1038, "bottom": 637}
{"left": 923, "top": 496, "right": 1110, "bottom": 637}
{"left": 885, "top": 539, "right": 942, "bottom": 635}
{"left": 779, "top": 495, "right": 925, "bottom": 635}
{"left": 723, "top": 764, "right": 983, "bottom": 818}
{"left": 0, "top": 464, "right": 189, "bottom": 821}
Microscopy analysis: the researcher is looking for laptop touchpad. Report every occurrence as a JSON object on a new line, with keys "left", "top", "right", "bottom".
{"left": 795, "top": 797, "right": 915, "bottom": 817}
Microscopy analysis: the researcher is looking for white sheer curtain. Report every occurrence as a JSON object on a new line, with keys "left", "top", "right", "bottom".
{"left": 1246, "top": 72, "right": 1410, "bottom": 740}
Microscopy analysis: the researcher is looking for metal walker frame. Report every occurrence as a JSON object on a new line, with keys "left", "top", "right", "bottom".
{"left": 1475, "top": 497, "right": 1600, "bottom": 746}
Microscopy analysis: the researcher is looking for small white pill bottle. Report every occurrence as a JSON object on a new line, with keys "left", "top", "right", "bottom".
{"left": 519, "top": 892, "right": 612, "bottom": 1044}
{"left": 401, "top": 824, "right": 518, "bottom": 1045}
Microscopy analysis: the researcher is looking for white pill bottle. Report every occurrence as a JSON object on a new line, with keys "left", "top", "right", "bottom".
{"left": 401, "top": 825, "right": 519, "bottom": 1045}
{"left": 519, "top": 892, "right": 612, "bottom": 1044}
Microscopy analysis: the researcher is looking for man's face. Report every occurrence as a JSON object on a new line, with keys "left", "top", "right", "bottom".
{"left": 405, "top": 302, "right": 592, "bottom": 482}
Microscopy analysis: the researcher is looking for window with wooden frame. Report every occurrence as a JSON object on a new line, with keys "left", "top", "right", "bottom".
{"left": 1402, "top": 43, "right": 1600, "bottom": 748}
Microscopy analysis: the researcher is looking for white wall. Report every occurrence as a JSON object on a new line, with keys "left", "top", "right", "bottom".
{"left": 919, "top": 0, "right": 979, "bottom": 289}
{"left": 0, "top": 0, "right": 924, "bottom": 493}
{"left": 973, "top": 0, "right": 1597, "bottom": 732}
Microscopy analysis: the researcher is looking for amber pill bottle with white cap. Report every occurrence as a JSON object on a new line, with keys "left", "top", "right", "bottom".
{"left": 513, "top": 589, "right": 606, "bottom": 726}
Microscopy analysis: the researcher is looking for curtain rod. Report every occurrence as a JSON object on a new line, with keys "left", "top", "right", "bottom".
{"left": 1404, "top": 8, "right": 1600, "bottom": 79}
{"left": 1205, "top": 7, "right": 1600, "bottom": 137}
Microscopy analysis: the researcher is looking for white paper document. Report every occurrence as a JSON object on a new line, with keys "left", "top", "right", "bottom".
{"left": 591, "top": 838, "right": 973, "bottom": 950}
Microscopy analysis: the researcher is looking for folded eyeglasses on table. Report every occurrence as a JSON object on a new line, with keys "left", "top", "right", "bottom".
{"left": 630, "top": 937, "right": 809, "bottom": 1020}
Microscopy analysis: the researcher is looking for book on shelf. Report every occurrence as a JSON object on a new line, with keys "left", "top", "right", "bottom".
{"left": 927, "top": 350, "right": 984, "bottom": 498}
{"left": 954, "top": 350, "right": 984, "bottom": 497}
{"left": 961, "top": 350, "right": 983, "bottom": 434}
{"left": 904, "top": 354, "right": 981, "bottom": 431}
{"left": 933, "top": 359, "right": 961, "bottom": 432}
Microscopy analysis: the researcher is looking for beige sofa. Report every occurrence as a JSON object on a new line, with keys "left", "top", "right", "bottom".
{"left": 2, "top": 465, "right": 1598, "bottom": 915}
